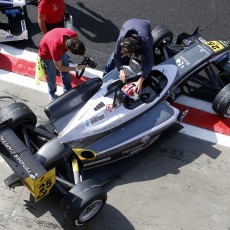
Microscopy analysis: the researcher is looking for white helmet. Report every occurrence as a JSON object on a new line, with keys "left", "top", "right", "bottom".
{"left": 121, "top": 83, "right": 140, "bottom": 105}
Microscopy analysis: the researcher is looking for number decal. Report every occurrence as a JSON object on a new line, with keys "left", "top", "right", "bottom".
{"left": 205, "top": 41, "right": 224, "bottom": 52}
{"left": 34, "top": 168, "right": 56, "bottom": 202}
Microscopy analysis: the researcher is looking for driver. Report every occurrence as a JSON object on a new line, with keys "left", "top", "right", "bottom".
{"left": 104, "top": 19, "right": 154, "bottom": 94}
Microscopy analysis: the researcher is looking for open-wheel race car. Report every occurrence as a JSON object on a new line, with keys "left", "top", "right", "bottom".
{"left": 150, "top": 25, "right": 230, "bottom": 116}
{"left": 0, "top": 0, "right": 28, "bottom": 42}
{"left": 0, "top": 25, "right": 229, "bottom": 226}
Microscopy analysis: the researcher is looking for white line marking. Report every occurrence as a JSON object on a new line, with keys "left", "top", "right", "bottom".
{"left": 175, "top": 95, "right": 215, "bottom": 114}
{"left": 0, "top": 69, "right": 64, "bottom": 95}
{"left": 1, "top": 43, "right": 38, "bottom": 62}
{"left": 180, "top": 123, "right": 230, "bottom": 147}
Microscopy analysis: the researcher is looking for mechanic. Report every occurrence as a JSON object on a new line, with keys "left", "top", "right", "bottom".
{"left": 104, "top": 18, "right": 154, "bottom": 94}
{"left": 38, "top": 0, "right": 70, "bottom": 34}
{"left": 38, "top": 28, "right": 87, "bottom": 101}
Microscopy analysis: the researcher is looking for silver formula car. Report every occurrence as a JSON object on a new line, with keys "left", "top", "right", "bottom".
{"left": 0, "top": 26, "right": 229, "bottom": 226}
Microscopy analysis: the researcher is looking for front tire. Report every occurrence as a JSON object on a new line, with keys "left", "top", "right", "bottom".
{"left": 212, "top": 83, "right": 230, "bottom": 117}
{"left": 59, "top": 179, "right": 107, "bottom": 226}
{"left": 151, "top": 25, "right": 173, "bottom": 64}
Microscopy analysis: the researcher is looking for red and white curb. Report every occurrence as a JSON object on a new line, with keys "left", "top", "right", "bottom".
{"left": 172, "top": 96, "right": 230, "bottom": 147}
{"left": 0, "top": 44, "right": 229, "bottom": 147}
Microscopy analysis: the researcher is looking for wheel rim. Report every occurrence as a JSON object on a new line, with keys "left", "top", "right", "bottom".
{"left": 76, "top": 199, "right": 103, "bottom": 225}
{"left": 155, "top": 37, "right": 172, "bottom": 54}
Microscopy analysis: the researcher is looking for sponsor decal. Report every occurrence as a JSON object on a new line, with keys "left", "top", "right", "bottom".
{"left": 205, "top": 41, "right": 224, "bottom": 52}
{"left": 142, "top": 135, "right": 150, "bottom": 143}
{"left": 84, "top": 113, "right": 106, "bottom": 127}
{"left": 4, "top": 35, "right": 15, "bottom": 40}
{"left": 219, "top": 40, "right": 230, "bottom": 47}
{"left": 176, "top": 58, "right": 184, "bottom": 68}
{"left": 106, "top": 104, "right": 113, "bottom": 112}
{"left": 53, "top": 3, "right": 58, "bottom": 11}
{"left": 84, "top": 157, "right": 111, "bottom": 167}
{"left": 0, "top": 135, "right": 37, "bottom": 179}
{"left": 94, "top": 102, "right": 105, "bottom": 111}
{"left": 21, "top": 20, "right": 26, "bottom": 31}
{"left": 176, "top": 56, "right": 190, "bottom": 68}
{"left": 122, "top": 135, "right": 160, "bottom": 156}
{"left": 198, "top": 37, "right": 207, "bottom": 43}
{"left": 182, "top": 39, "right": 193, "bottom": 46}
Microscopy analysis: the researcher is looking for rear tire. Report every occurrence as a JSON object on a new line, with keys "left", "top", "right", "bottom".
{"left": 0, "top": 102, "right": 37, "bottom": 128}
{"left": 212, "top": 83, "right": 230, "bottom": 117}
{"left": 59, "top": 179, "right": 107, "bottom": 226}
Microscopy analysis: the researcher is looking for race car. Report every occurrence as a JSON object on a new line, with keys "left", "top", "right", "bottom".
{"left": 150, "top": 25, "right": 230, "bottom": 116}
{"left": 0, "top": 26, "right": 229, "bottom": 226}
{"left": 0, "top": 0, "right": 28, "bottom": 42}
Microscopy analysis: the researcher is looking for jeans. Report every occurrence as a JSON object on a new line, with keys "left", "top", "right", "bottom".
{"left": 43, "top": 53, "right": 72, "bottom": 97}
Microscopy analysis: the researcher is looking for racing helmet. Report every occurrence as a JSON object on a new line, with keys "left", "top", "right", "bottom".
{"left": 119, "top": 83, "right": 139, "bottom": 106}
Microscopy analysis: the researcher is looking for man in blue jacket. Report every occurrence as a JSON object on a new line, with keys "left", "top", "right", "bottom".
{"left": 104, "top": 19, "right": 154, "bottom": 94}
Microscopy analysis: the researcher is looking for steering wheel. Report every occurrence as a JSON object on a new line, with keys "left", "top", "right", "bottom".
{"left": 104, "top": 80, "right": 124, "bottom": 97}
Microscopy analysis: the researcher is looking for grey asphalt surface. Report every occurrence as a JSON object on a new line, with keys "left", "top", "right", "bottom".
{"left": 0, "top": 0, "right": 230, "bottom": 229}
{"left": 0, "top": 79, "right": 230, "bottom": 230}
{"left": 9, "top": 0, "right": 230, "bottom": 70}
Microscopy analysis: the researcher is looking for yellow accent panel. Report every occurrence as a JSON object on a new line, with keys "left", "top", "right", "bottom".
{"left": 72, "top": 158, "right": 79, "bottom": 172}
{"left": 205, "top": 41, "right": 224, "bottom": 52}
{"left": 23, "top": 168, "right": 56, "bottom": 202}
{"left": 72, "top": 148, "right": 96, "bottom": 160}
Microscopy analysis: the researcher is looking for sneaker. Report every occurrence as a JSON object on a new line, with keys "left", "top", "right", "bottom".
{"left": 49, "top": 94, "right": 58, "bottom": 102}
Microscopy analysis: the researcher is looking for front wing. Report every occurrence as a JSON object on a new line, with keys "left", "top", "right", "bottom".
{"left": 0, "top": 126, "right": 55, "bottom": 201}
{"left": 0, "top": 6, "right": 28, "bottom": 42}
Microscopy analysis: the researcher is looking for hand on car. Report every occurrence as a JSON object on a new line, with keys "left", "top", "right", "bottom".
{"left": 119, "top": 69, "right": 126, "bottom": 83}
{"left": 134, "top": 76, "right": 145, "bottom": 94}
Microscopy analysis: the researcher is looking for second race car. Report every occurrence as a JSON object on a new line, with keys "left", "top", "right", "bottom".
{"left": 0, "top": 0, "right": 28, "bottom": 42}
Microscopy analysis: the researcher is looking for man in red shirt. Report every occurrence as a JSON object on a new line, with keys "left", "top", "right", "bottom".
{"left": 39, "top": 28, "right": 87, "bottom": 101}
{"left": 38, "top": 0, "right": 69, "bottom": 34}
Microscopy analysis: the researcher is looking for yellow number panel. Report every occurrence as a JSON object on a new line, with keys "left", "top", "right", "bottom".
{"left": 24, "top": 168, "right": 56, "bottom": 202}
{"left": 205, "top": 41, "right": 224, "bottom": 52}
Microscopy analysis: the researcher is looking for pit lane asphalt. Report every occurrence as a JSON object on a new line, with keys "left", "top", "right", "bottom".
{"left": 0, "top": 77, "right": 230, "bottom": 230}
{"left": 0, "top": 1, "right": 230, "bottom": 229}
{"left": 8, "top": 0, "right": 230, "bottom": 71}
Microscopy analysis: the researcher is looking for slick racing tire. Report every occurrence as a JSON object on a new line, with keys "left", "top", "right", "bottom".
{"left": 59, "top": 179, "right": 107, "bottom": 226}
{"left": 212, "top": 83, "right": 230, "bottom": 117}
{"left": 0, "top": 102, "right": 37, "bottom": 128}
{"left": 151, "top": 25, "right": 173, "bottom": 54}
